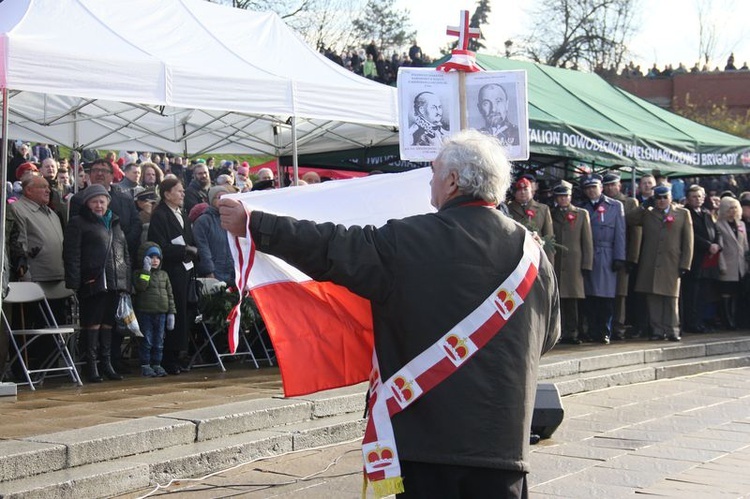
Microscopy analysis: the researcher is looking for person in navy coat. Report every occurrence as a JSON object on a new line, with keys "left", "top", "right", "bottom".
{"left": 579, "top": 174, "right": 626, "bottom": 344}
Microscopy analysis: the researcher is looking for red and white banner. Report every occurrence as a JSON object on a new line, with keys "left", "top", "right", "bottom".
{"left": 226, "top": 169, "right": 435, "bottom": 396}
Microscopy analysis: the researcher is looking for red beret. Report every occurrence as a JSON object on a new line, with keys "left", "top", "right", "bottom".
{"left": 15, "top": 162, "right": 39, "bottom": 180}
{"left": 515, "top": 178, "right": 531, "bottom": 189}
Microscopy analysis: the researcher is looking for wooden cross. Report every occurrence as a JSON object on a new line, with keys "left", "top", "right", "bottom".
{"left": 446, "top": 10, "right": 480, "bottom": 51}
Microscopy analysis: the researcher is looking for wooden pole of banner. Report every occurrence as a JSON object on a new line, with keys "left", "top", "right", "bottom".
{"left": 443, "top": 10, "right": 479, "bottom": 133}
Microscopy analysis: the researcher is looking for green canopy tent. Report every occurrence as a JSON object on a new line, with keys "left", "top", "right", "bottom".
{"left": 283, "top": 55, "right": 750, "bottom": 178}
{"left": 475, "top": 55, "right": 750, "bottom": 177}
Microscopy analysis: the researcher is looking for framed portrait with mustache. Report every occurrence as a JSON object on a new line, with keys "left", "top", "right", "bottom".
{"left": 467, "top": 70, "right": 529, "bottom": 161}
{"left": 398, "top": 68, "right": 461, "bottom": 162}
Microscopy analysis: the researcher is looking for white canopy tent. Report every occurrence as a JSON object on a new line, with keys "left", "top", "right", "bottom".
{"left": 0, "top": 0, "right": 400, "bottom": 305}
{"left": 0, "top": 0, "right": 399, "bottom": 159}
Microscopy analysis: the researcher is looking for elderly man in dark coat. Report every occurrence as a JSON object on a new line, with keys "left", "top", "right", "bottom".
{"left": 682, "top": 184, "right": 720, "bottom": 333}
{"left": 219, "top": 130, "right": 560, "bottom": 498}
{"left": 551, "top": 181, "right": 593, "bottom": 344}
{"left": 627, "top": 185, "right": 694, "bottom": 341}
{"left": 602, "top": 172, "right": 642, "bottom": 340}
{"left": 579, "top": 174, "right": 626, "bottom": 344}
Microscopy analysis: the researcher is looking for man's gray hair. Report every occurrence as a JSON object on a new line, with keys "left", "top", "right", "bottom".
{"left": 434, "top": 130, "right": 511, "bottom": 204}
{"left": 21, "top": 173, "right": 43, "bottom": 191}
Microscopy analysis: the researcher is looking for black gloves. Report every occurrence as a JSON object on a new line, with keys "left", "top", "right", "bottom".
{"left": 184, "top": 245, "right": 200, "bottom": 263}
{"left": 612, "top": 260, "right": 626, "bottom": 272}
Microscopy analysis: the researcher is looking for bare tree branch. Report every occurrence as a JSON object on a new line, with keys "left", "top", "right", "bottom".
{"left": 523, "top": 0, "right": 638, "bottom": 72}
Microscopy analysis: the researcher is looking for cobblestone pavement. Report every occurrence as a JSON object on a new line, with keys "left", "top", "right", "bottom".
{"left": 123, "top": 367, "right": 750, "bottom": 498}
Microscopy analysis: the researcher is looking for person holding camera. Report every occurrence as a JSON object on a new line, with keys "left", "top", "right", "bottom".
{"left": 147, "top": 177, "right": 198, "bottom": 375}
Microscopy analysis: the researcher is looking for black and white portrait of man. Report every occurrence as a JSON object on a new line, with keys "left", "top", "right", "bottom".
{"left": 476, "top": 83, "right": 519, "bottom": 146}
{"left": 408, "top": 91, "right": 449, "bottom": 147}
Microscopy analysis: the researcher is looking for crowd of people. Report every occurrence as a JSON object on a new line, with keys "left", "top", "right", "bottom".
{"left": 598, "top": 53, "right": 749, "bottom": 79}
{"left": 320, "top": 40, "right": 432, "bottom": 86}
{"left": 512, "top": 170, "right": 750, "bottom": 344}
{"left": 2, "top": 136, "right": 749, "bottom": 385}
{"left": 2, "top": 140, "right": 308, "bottom": 382}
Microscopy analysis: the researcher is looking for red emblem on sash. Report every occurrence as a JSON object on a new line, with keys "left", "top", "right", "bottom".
{"left": 367, "top": 444, "right": 395, "bottom": 470}
{"left": 443, "top": 334, "right": 469, "bottom": 361}
{"left": 494, "top": 288, "right": 516, "bottom": 317}
{"left": 390, "top": 376, "right": 414, "bottom": 403}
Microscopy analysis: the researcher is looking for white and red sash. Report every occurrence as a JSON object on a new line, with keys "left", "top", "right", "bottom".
{"left": 362, "top": 230, "right": 542, "bottom": 497}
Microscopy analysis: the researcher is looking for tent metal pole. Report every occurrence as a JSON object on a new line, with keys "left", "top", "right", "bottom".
{"left": 0, "top": 87, "right": 10, "bottom": 308}
{"left": 291, "top": 117, "right": 299, "bottom": 187}
{"left": 73, "top": 110, "right": 80, "bottom": 194}
{"left": 182, "top": 122, "right": 188, "bottom": 163}
{"left": 273, "top": 123, "right": 282, "bottom": 186}
{"left": 631, "top": 165, "right": 636, "bottom": 197}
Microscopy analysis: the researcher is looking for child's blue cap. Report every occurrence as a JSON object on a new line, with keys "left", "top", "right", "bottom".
{"left": 145, "top": 246, "right": 161, "bottom": 258}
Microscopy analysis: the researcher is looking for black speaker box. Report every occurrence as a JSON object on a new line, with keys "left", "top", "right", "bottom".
{"left": 531, "top": 383, "right": 564, "bottom": 440}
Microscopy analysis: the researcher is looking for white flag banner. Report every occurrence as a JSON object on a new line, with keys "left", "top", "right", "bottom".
{"left": 225, "top": 168, "right": 435, "bottom": 396}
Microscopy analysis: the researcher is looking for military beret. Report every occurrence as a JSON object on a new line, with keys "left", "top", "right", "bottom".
{"left": 15, "top": 162, "right": 38, "bottom": 180}
{"left": 515, "top": 177, "right": 531, "bottom": 189}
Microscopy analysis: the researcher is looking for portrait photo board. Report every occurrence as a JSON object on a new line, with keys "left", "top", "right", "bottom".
{"left": 398, "top": 68, "right": 529, "bottom": 162}
{"left": 398, "top": 68, "right": 460, "bottom": 162}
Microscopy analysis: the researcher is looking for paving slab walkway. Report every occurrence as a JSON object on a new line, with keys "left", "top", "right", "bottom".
{"left": 117, "top": 366, "right": 750, "bottom": 498}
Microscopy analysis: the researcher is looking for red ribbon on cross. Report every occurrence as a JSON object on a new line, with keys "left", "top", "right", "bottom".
{"left": 437, "top": 10, "right": 482, "bottom": 73}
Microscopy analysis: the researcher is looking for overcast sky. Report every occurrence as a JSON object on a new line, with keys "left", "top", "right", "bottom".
{"left": 397, "top": 0, "right": 750, "bottom": 69}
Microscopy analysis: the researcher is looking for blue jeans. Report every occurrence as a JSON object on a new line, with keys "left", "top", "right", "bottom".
{"left": 137, "top": 312, "right": 165, "bottom": 366}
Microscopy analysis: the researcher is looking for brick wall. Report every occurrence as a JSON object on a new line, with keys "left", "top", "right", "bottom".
{"left": 609, "top": 72, "right": 750, "bottom": 115}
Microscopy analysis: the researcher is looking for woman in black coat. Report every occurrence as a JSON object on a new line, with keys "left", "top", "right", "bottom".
{"left": 63, "top": 184, "right": 130, "bottom": 382}
{"left": 147, "top": 177, "right": 198, "bottom": 374}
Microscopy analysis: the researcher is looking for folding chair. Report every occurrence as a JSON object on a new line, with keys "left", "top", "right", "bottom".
{"left": 36, "top": 281, "right": 82, "bottom": 378}
{"left": 189, "top": 278, "right": 274, "bottom": 371}
{"left": 1, "top": 282, "right": 82, "bottom": 390}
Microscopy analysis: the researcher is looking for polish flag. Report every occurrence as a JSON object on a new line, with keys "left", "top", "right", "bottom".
{"left": 227, "top": 169, "right": 435, "bottom": 397}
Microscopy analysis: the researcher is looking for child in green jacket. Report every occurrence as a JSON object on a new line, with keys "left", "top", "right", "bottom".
{"left": 133, "top": 242, "right": 175, "bottom": 377}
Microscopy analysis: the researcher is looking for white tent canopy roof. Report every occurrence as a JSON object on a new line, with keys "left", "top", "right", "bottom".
{"left": 0, "top": 0, "right": 399, "bottom": 155}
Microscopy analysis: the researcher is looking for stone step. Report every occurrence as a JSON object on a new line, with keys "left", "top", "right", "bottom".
{"left": 0, "top": 461, "right": 150, "bottom": 499}
{"left": 120, "top": 412, "right": 366, "bottom": 486}
{"left": 551, "top": 353, "right": 750, "bottom": 396}
{"left": 539, "top": 338, "right": 750, "bottom": 381}
{"left": 0, "top": 383, "right": 368, "bottom": 484}
{"left": 1, "top": 340, "right": 749, "bottom": 497}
